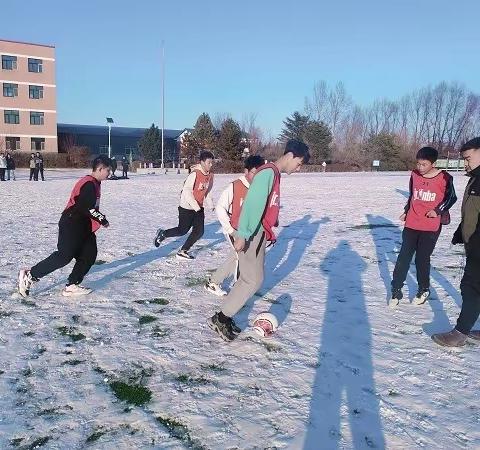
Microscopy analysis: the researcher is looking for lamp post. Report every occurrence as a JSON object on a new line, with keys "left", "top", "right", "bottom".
{"left": 161, "top": 40, "right": 165, "bottom": 169}
{"left": 106, "top": 117, "right": 114, "bottom": 158}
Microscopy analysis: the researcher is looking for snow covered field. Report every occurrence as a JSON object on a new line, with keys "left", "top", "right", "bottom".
{"left": 0, "top": 169, "right": 479, "bottom": 450}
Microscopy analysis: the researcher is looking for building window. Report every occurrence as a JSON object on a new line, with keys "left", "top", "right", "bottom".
{"left": 3, "top": 83, "right": 18, "bottom": 97}
{"left": 99, "top": 145, "right": 108, "bottom": 155}
{"left": 28, "top": 58, "right": 43, "bottom": 73}
{"left": 31, "top": 138, "right": 45, "bottom": 151}
{"left": 4, "top": 110, "right": 20, "bottom": 124}
{"left": 29, "top": 85, "right": 44, "bottom": 99}
{"left": 6, "top": 136, "right": 20, "bottom": 151}
{"left": 1, "top": 55, "right": 17, "bottom": 70}
{"left": 30, "top": 111, "right": 45, "bottom": 125}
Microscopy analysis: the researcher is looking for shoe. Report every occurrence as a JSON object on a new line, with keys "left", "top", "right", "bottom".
{"left": 154, "top": 228, "right": 166, "bottom": 248}
{"left": 62, "top": 284, "right": 92, "bottom": 297}
{"left": 176, "top": 250, "right": 194, "bottom": 260}
{"left": 467, "top": 330, "right": 480, "bottom": 341}
{"left": 389, "top": 288, "right": 403, "bottom": 308}
{"left": 207, "top": 313, "right": 236, "bottom": 341}
{"left": 228, "top": 317, "right": 241, "bottom": 335}
{"left": 18, "top": 269, "right": 34, "bottom": 298}
{"left": 413, "top": 289, "right": 430, "bottom": 305}
{"left": 432, "top": 329, "right": 467, "bottom": 347}
{"left": 204, "top": 281, "right": 227, "bottom": 297}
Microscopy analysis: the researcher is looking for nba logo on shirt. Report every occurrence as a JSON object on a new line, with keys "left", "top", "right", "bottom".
{"left": 270, "top": 192, "right": 279, "bottom": 207}
{"left": 198, "top": 182, "right": 209, "bottom": 191}
{"left": 414, "top": 188, "right": 436, "bottom": 202}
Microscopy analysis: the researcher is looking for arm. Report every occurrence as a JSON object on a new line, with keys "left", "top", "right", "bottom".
{"left": 73, "top": 182, "right": 109, "bottom": 226}
{"left": 182, "top": 172, "right": 202, "bottom": 211}
{"left": 404, "top": 174, "right": 413, "bottom": 213}
{"left": 204, "top": 175, "right": 215, "bottom": 210}
{"left": 434, "top": 173, "right": 457, "bottom": 214}
{"left": 236, "top": 169, "right": 274, "bottom": 240}
{"left": 216, "top": 184, "right": 235, "bottom": 235}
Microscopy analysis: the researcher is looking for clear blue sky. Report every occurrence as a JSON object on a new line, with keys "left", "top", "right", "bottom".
{"left": 2, "top": 0, "right": 479, "bottom": 137}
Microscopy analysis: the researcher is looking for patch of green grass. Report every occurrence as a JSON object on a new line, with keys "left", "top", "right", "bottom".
{"left": 349, "top": 223, "right": 397, "bottom": 230}
{"left": 0, "top": 310, "right": 13, "bottom": 318}
{"left": 0, "top": 370, "right": 4, "bottom": 375}
{"left": 135, "top": 297, "right": 170, "bottom": 305}
{"left": 22, "top": 367, "right": 33, "bottom": 377}
{"left": 25, "top": 436, "right": 51, "bottom": 449}
{"left": 156, "top": 416, "right": 207, "bottom": 450}
{"left": 388, "top": 389, "right": 400, "bottom": 397}
{"left": 10, "top": 437, "right": 23, "bottom": 447}
{"left": 62, "top": 359, "right": 85, "bottom": 366}
{"left": 185, "top": 276, "right": 205, "bottom": 287}
{"left": 139, "top": 315, "right": 157, "bottom": 325}
{"left": 21, "top": 299, "right": 37, "bottom": 307}
{"left": 86, "top": 427, "right": 108, "bottom": 443}
{"left": 57, "top": 326, "right": 86, "bottom": 342}
{"left": 94, "top": 260, "right": 107, "bottom": 265}
{"left": 175, "top": 373, "right": 212, "bottom": 386}
{"left": 24, "top": 331, "right": 35, "bottom": 337}
{"left": 200, "top": 363, "right": 226, "bottom": 373}
{"left": 109, "top": 381, "right": 152, "bottom": 406}
{"left": 94, "top": 366, "right": 107, "bottom": 374}
{"left": 152, "top": 326, "right": 169, "bottom": 337}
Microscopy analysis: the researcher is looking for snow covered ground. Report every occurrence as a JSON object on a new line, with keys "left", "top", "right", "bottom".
{"left": 0, "top": 168, "right": 479, "bottom": 450}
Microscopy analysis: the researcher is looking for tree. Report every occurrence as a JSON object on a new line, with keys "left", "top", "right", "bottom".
{"left": 193, "top": 113, "right": 217, "bottom": 149}
{"left": 180, "top": 131, "right": 200, "bottom": 165}
{"left": 279, "top": 111, "right": 310, "bottom": 142}
{"left": 362, "top": 133, "right": 406, "bottom": 171}
{"left": 216, "top": 118, "right": 243, "bottom": 160}
{"left": 138, "top": 123, "right": 161, "bottom": 162}
{"left": 303, "top": 120, "right": 333, "bottom": 163}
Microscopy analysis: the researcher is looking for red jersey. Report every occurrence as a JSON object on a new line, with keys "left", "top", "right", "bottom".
{"left": 192, "top": 170, "right": 213, "bottom": 206}
{"left": 65, "top": 175, "right": 102, "bottom": 232}
{"left": 230, "top": 179, "right": 248, "bottom": 230}
{"left": 256, "top": 163, "right": 281, "bottom": 242}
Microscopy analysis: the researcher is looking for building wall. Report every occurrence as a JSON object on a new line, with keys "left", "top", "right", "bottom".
{"left": 0, "top": 39, "right": 57, "bottom": 152}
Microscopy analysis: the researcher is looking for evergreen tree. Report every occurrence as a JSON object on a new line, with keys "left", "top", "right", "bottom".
{"left": 279, "top": 111, "right": 310, "bottom": 142}
{"left": 138, "top": 124, "right": 161, "bottom": 162}
{"left": 193, "top": 113, "right": 217, "bottom": 149}
{"left": 180, "top": 131, "right": 200, "bottom": 165}
{"left": 303, "top": 120, "right": 333, "bottom": 163}
{"left": 216, "top": 118, "right": 244, "bottom": 160}
{"left": 362, "top": 133, "right": 404, "bottom": 170}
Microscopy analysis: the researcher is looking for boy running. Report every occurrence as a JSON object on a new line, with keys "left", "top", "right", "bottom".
{"left": 207, "top": 140, "right": 310, "bottom": 341}
{"left": 18, "top": 155, "right": 112, "bottom": 297}
{"left": 154, "top": 151, "right": 214, "bottom": 260}
{"left": 390, "top": 146, "right": 457, "bottom": 307}
{"left": 205, "top": 154, "right": 265, "bottom": 296}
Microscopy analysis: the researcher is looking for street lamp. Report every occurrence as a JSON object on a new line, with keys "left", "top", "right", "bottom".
{"left": 106, "top": 117, "right": 114, "bottom": 158}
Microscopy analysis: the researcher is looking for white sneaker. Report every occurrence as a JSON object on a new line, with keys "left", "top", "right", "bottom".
{"left": 18, "top": 269, "right": 34, "bottom": 298}
{"left": 413, "top": 289, "right": 430, "bottom": 305}
{"left": 176, "top": 250, "right": 194, "bottom": 260}
{"left": 204, "top": 281, "right": 227, "bottom": 297}
{"left": 62, "top": 284, "right": 92, "bottom": 297}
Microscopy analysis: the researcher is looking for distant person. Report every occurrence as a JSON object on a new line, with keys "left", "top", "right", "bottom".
{"left": 122, "top": 156, "right": 129, "bottom": 178}
{"left": 110, "top": 156, "right": 117, "bottom": 178}
{"left": 153, "top": 151, "right": 215, "bottom": 260}
{"left": 0, "top": 152, "right": 6, "bottom": 181}
{"left": 6, "top": 152, "right": 16, "bottom": 181}
{"left": 36, "top": 152, "right": 45, "bottom": 181}
{"left": 205, "top": 154, "right": 265, "bottom": 297}
{"left": 390, "top": 146, "right": 457, "bottom": 307}
{"left": 29, "top": 153, "right": 36, "bottom": 181}
{"left": 433, "top": 138, "right": 480, "bottom": 347}
{"left": 18, "top": 156, "right": 112, "bottom": 298}
{"left": 207, "top": 140, "right": 310, "bottom": 341}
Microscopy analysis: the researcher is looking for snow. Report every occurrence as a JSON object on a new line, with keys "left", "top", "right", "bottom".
{"left": 0, "top": 169, "right": 479, "bottom": 450}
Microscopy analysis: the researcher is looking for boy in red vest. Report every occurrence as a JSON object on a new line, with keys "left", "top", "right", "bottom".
{"left": 207, "top": 140, "right": 310, "bottom": 341}
{"left": 390, "top": 146, "right": 457, "bottom": 307}
{"left": 205, "top": 154, "right": 265, "bottom": 296}
{"left": 154, "top": 151, "right": 214, "bottom": 260}
{"left": 18, "top": 155, "right": 112, "bottom": 298}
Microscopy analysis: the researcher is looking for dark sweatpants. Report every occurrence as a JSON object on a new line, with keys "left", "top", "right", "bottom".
{"left": 456, "top": 252, "right": 480, "bottom": 334}
{"left": 30, "top": 215, "right": 97, "bottom": 285}
{"left": 392, "top": 227, "right": 441, "bottom": 291}
{"left": 164, "top": 206, "right": 204, "bottom": 251}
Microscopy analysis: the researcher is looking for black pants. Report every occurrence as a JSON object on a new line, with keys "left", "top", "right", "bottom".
{"left": 456, "top": 249, "right": 480, "bottom": 334}
{"left": 30, "top": 216, "right": 97, "bottom": 285}
{"left": 39, "top": 165, "right": 44, "bottom": 181}
{"left": 123, "top": 168, "right": 128, "bottom": 178}
{"left": 30, "top": 168, "right": 39, "bottom": 181}
{"left": 0, "top": 168, "right": 5, "bottom": 181}
{"left": 392, "top": 227, "right": 441, "bottom": 291}
{"left": 164, "top": 206, "right": 204, "bottom": 251}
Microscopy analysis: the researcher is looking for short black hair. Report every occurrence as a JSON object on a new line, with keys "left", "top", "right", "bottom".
{"left": 92, "top": 155, "right": 112, "bottom": 171}
{"left": 244, "top": 154, "right": 264, "bottom": 171}
{"left": 460, "top": 137, "right": 480, "bottom": 153}
{"left": 200, "top": 150, "right": 214, "bottom": 161}
{"left": 416, "top": 146, "right": 438, "bottom": 163}
{"left": 284, "top": 139, "right": 310, "bottom": 164}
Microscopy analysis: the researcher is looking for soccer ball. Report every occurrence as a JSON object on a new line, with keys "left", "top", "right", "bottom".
{"left": 253, "top": 312, "right": 278, "bottom": 338}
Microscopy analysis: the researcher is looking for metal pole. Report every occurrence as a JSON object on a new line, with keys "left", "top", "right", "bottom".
{"left": 161, "top": 40, "right": 165, "bottom": 169}
{"left": 108, "top": 124, "right": 111, "bottom": 158}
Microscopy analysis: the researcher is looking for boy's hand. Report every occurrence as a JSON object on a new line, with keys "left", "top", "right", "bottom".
{"left": 399, "top": 213, "right": 407, "bottom": 222}
{"left": 234, "top": 237, "right": 246, "bottom": 252}
{"left": 426, "top": 210, "right": 438, "bottom": 218}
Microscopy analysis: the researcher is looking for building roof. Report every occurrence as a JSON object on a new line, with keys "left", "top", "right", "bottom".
{"left": 0, "top": 38, "right": 55, "bottom": 49}
{"left": 58, "top": 123, "right": 185, "bottom": 140}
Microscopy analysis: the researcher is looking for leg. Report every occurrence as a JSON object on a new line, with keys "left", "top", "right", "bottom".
{"left": 221, "top": 231, "right": 266, "bottom": 318}
{"left": 456, "top": 255, "right": 480, "bottom": 334}
{"left": 164, "top": 207, "right": 195, "bottom": 239}
{"left": 415, "top": 228, "right": 441, "bottom": 291}
{"left": 12, "top": 170, "right": 15, "bottom": 181}
{"left": 391, "top": 228, "right": 418, "bottom": 290}
{"left": 40, "top": 166, "right": 45, "bottom": 180}
{"left": 211, "top": 248, "right": 238, "bottom": 285}
{"left": 182, "top": 208, "right": 204, "bottom": 251}
{"left": 7, "top": 170, "right": 10, "bottom": 181}
{"left": 68, "top": 233, "right": 97, "bottom": 285}
{"left": 30, "top": 168, "right": 34, "bottom": 180}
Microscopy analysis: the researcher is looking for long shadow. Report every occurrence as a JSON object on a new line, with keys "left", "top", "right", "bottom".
{"left": 303, "top": 240, "right": 385, "bottom": 449}
{"left": 234, "top": 215, "right": 329, "bottom": 329}
{"left": 366, "top": 214, "right": 461, "bottom": 334}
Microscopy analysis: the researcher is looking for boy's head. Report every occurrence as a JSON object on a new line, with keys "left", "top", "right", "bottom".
{"left": 283, "top": 139, "right": 310, "bottom": 174}
{"left": 199, "top": 150, "right": 214, "bottom": 173}
{"left": 92, "top": 155, "right": 112, "bottom": 181}
{"left": 415, "top": 146, "right": 438, "bottom": 175}
{"left": 460, "top": 137, "right": 480, "bottom": 173}
{"left": 243, "top": 154, "right": 265, "bottom": 183}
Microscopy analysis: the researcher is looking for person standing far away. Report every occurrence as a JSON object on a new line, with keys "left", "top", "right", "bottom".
{"left": 0, "top": 152, "right": 6, "bottom": 181}
{"left": 122, "top": 156, "right": 129, "bottom": 179}
{"left": 433, "top": 137, "right": 480, "bottom": 347}
{"left": 207, "top": 139, "right": 310, "bottom": 341}
{"left": 36, "top": 151, "right": 45, "bottom": 181}
{"left": 110, "top": 156, "right": 117, "bottom": 179}
{"left": 6, "top": 152, "right": 16, "bottom": 181}
{"left": 29, "top": 153, "right": 36, "bottom": 181}
{"left": 17, "top": 155, "right": 112, "bottom": 298}
{"left": 153, "top": 150, "right": 215, "bottom": 260}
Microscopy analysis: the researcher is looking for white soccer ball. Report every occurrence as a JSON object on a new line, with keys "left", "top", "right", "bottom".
{"left": 253, "top": 312, "right": 279, "bottom": 338}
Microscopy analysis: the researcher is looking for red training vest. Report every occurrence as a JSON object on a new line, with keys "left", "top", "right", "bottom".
{"left": 255, "top": 163, "right": 281, "bottom": 242}
{"left": 192, "top": 170, "right": 213, "bottom": 206}
{"left": 65, "top": 175, "right": 102, "bottom": 233}
{"left": 230, "top": 178, "right": 249, "bottom": 230}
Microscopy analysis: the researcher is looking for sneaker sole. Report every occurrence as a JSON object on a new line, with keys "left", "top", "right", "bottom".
{"left": 389, "top": 298, "right": 400, "bottom": 308}
{"left": 207, "top": 318, "right": 234, "bottom": 342}
{"left": 432, "top": 335, "right": 466, "bottom": 347}
{"left": 176, "top": 254, "right": 193, "bottom": 260}
{"left": 154, "top": 229, "right": 164, "bottom": 248}
{"left": 204, "top": 285, "right": 227, "bottom": 297}
{"left": 413, "top": 295, "right": 430, "bottom": 306}
{"left": 62, "top": 289, "right": 92, "bottom": 297}
{"left": 18, "top": 270, "right": 29, "bottom": 298}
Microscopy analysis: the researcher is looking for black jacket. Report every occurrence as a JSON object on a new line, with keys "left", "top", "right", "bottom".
{"left": 6, "top": 155, "right": 15, "bottom": 170}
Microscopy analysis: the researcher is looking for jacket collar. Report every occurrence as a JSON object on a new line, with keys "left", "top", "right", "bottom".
{"left": 466, "top": 165, "right": 480, "bottom": 179}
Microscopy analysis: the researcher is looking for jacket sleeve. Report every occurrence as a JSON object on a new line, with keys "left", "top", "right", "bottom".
{"left": 73, "top": 182, "right": 108, "bottom": 225}
{"left": 216, "top": 183, "right": 235, "bottom": 235}
{"left": 434, "top": 173, "right": 457, "bottom": 214}
{"left": 404, "top": 174, "right": 413, "bottom": 213}
{"left": 182, "top": 172, "right": 202, "bottom": 211}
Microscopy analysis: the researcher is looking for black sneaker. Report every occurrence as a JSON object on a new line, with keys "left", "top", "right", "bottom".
{"left": 390, "top": 288, "right": 403, "bottom": 308}
{"left": 154, "top": 228, "right": 166, "bottom": 248}
{"left": 176, "top": 250, "right": 194, "bottom": 260}
{"left": 228, "top": 317, "right": 241, "bottom": 335}
{"left": 207, "top": 313, "right": 236, "bottom": 341}
{"left": 413, "top": 289, "right": 430, "bottom": 305}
